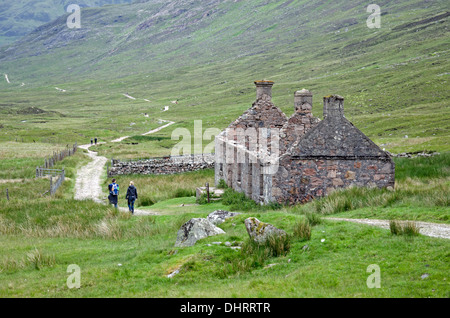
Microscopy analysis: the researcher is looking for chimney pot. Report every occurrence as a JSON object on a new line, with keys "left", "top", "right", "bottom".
{"left": 294, "top": 88, "right": 313, "bottom": 113}
{"left": 254, "top": 80, "right": 274, "bottom": 100}
{"left": 323, "top": 95, "right": 344, "bottom": 118}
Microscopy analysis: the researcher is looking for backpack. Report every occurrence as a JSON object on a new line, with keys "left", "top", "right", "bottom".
{"left": 110, "top": 183, "right": 119, "bottom": 196}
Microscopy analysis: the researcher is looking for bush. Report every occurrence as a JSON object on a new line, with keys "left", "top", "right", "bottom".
{"left": 196, "top": 192, "right": 209, "bottom": 205}
{"left": 221, "top": 187, "right": 283, "bottom": 211}
{"left": 217, "top": 179, "right": 227, "bottom": 189}
{"left": 221, "top": 188, "right": 259, "bottom": 211}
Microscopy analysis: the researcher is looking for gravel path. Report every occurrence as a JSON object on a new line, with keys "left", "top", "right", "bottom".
{"left": 73, "top": 120, "right": 175, "bottom": 215}
{"left": 74, "top": 143, "right": 158, "bottom": 216}
{"left": 327, "top": 218, "right": 450, "bottom": 239}
{"left": 74, "top": 144, "right": 108, "bottom": 204}
{"left": 111, "top": 120, "right": 175, "bottom": 143}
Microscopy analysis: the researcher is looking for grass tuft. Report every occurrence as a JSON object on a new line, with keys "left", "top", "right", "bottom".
{"left": 293, "top": 219, "right": 312, "bottom": 241}
{"left": 389, "top": 220, "right": 421, "bottom": 237}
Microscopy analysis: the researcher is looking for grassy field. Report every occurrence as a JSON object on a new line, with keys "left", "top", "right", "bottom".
{"left": 0, "top": 150, "right": 448, "bottom": 297}
{"left": 0, "top": 0, "right": 449, "bottom": 299}
{"left": 0, "top": 0, "right": 448, "bottom": 160}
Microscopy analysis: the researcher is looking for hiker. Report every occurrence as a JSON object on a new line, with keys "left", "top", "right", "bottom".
{"left": 125, "top": 181, "right": 138, "bottom": 214}
{"left": 108, "top": 178, "right": 119, "bottom": 209}
{"left": 91, "top": 138, "right": 93, "bottom": 145}
{"left": 95, "top": 137, "right": 98, "bottom": 145}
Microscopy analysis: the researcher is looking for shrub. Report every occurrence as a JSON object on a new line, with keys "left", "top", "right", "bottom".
{"left": 221, "top": 187, "right": 283, "bottom": 211}
{"left": 196, "top": 192, "right": 209, "bottom": 204}
{"left": 196, "top": 189, "right": 221, "bottom": 204}
{"left": 221, "top": 188, "right": 259, "bottom": 211}
{"left": 217, "top": 179, "right": 227, "bottom": 189}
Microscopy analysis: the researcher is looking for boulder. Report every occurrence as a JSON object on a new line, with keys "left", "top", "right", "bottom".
{"left": 175, "top": 218, "right": 225, "bottom": 247}
{"left": 207, "top": 210, "right": 241, "bottom": 225}
{"left": 244, "top": 217, "right": 287, "bottom": 244}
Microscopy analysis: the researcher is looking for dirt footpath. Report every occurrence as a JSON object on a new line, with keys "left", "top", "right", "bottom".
{"left": 327, "top": 218, "right": 450, "bottom": 239}
{"left": 74, "top": 144, "right": 108, "bottom": 204}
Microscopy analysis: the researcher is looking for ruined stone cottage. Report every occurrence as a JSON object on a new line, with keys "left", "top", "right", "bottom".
{"left": 215, "top": 81, "right": 395, "bottom": 205}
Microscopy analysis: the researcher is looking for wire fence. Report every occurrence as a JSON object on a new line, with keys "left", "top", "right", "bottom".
{"left": 41, "top": 168, "right": 65, "bottom": 196}
{"left": 36, "top": 143, "right": 77, "bottom": 175}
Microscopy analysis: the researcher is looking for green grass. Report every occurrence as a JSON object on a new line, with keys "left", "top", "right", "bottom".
{"left": 0, "top": 215, "right": 448, "bottom": 297}
{"left": 0, "top": 152, "right": 449, "bottom": 297}
{"left": 0, "top": 0, "right": 448, "bottom": 158}
{"left": 0, "top": 0, "right": 449, "bottom": 298}
{"left": 107, "top": 169, "right": 215, "bottom": 209}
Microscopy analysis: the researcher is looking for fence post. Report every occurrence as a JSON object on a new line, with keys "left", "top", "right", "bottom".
{"left": 206, "top": 183, "right": 210, "bottom": 203}
{"left": 50, "top": 176, "right": 53, "bottom": 195}
{"left": 6, "top": 188, "right": 9, "bottom": 201}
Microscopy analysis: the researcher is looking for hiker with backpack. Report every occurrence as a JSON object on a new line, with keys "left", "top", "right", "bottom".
{"left": 125, "top": 181, "right": 138, "bottom": 214}
{"left": 108, "top": 178, "right": 119, "bottom": 209}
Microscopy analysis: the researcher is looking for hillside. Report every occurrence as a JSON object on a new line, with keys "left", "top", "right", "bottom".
{"left": 0, "top": 0, "right": 133, "bottom": 47}
{"left": 0, "top": 0, "right": 449, "bottom": 301}
{"left": 0, "top": 0, "right": 448, "bottom": 155}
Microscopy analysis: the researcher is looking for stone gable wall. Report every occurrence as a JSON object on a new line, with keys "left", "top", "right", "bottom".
{"left": 270, "top": 156, "right": 395, "bottom": 205}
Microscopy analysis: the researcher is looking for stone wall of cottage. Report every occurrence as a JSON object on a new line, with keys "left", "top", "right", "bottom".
{"left": 270, "top": 156, "right": 395, "bottom": 205}
{"left": 215, "top": 82, "right": 396, "bottom": 206}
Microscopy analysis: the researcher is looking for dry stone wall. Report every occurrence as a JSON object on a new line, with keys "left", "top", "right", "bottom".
{"left": 109, "top": 154, "right": 214, "bottom": 176}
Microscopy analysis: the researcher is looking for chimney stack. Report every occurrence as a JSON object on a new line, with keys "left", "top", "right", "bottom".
{"left": 294, "top": 89, "right": 313, "bottom": 114}
{"left": 254, "top": 80, "right": 274, "bottom": 100}
{"left": 323, "top": 95, "right": 344, "bottom": 119}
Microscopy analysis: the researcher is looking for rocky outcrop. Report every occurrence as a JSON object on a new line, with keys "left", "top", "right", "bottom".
{"left": 244, "top": 217, "right": 287, "bottom": 244}
{"left": 207, "top": 210, "right": 241, "bottom": 225}
{"left": 175, "top": 218, "right": 225, "bottom": 247}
